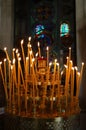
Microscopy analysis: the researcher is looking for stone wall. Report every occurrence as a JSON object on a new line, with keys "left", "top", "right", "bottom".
{"left": 76, "top": 0, "right": 86, "bottom": 67}
{"left": 0, "top": 0, "right": 14, "bottom": 55}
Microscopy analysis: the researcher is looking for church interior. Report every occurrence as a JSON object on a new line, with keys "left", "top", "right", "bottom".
{"left": 0, "top": 0, "right": 86, "bottom": 130}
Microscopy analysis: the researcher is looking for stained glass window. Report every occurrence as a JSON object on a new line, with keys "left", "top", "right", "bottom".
{"left": 35, "top": 24, "right": 45, "bottom": 39}
{"left": 60, "top": 23, "right": 70, "bottom": 37}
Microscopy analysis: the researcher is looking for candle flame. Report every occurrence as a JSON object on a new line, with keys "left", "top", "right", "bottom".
{"left": 13, "top": 48, "right": 15, "bottom": 52}
{"left": 0, "top": 61, "right": 2, "bottom": 65}
{"left": 32, "top": 58, "right": 35, "bottom": 62}
{"left": 66, "top": 57, "right": 69, "bottom": 59}
{"left": 17, "top": 53, "right": 20, "bottom": 57}
{"left": 82, "top": 62, "right": 84, "bottom": 66}
{"left": 77, "top": 72, "right": 80, "bottom": 76}
{"left": 26, "top": 57, "right": 29, "bottom": 60}
{"left": 18, "top": 57, "right": 21, "bottom": 61}
{"left": 64, "top": 65, "right": 68, "bottom": 68}
{"left": 28, "top": 37, "right": 31, "bottom": 42}
{"left": 72, "top": 67, "right": 74, "bottom": 70}
{"left": 69, "top": 47, "right": 71, "bottom": 50}
{"left": 46, "top": 46, "right": 49, "bottom": 51}
{"left": 49, "top": 62, "right": 52, "bottom": 66}
{"left": 75, "top": 66, "right": 78, "bottom": 70}
{"left": 61, "top": 71, "right": 63, "bottom": 75}
{"left": 38, "top": 42, "right": 40, "bottom": 47}
{"left": 11, "top": 65, "right": 13, "bottom": 70}
{"left": 16, "top": 49, "right": 18, "bottom": 53}
{"left": 21, "top": 40, "right": 24, "bottom": 45}
{"left": 55, "top": 59, "right": 57, "bottom": 63}
{"left": 56, "top": 63, "right": 59, "bottom": 66}
{"left": 13, "top": 59, "right": 15, "bottom": 64}
{"left": 35, "top": 52, "right": 38, "bottom": 57}
{"left": 4, "top": 58, "right": 6, "bottom": 62}
{"left": 30, "top": 51, "right": 32, "bottom": 55}
{"left": 4, "top": 47, "right": 7, "bottom": 51}
{"left": 70, "top": 60, "right": 72, "bottom": 63}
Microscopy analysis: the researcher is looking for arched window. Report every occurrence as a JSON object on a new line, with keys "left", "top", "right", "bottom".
{"left": 60, "top": 22, "right": 70, "bottom": 37}
{"left": 35, "top": 24, "right": 45, "bottom": 39}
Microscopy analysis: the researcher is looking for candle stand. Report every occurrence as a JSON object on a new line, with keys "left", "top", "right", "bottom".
{"left": 1, "top": 38, "right": 84, "bottom": 130}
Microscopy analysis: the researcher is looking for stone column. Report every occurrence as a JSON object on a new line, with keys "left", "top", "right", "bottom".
{"left": 0, "top": 0, "right": 14, "bottom": 55}
{"left": 76, "top": 0, "right": 86, "bottom": 129}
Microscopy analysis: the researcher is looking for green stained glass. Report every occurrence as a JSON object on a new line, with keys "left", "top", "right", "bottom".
{"left": 60, "top": 23, "right": 69, "bottom": 37}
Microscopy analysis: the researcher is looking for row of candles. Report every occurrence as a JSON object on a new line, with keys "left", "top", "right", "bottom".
{"left": 0, "top": 37, "right": 84, "bottom": 115}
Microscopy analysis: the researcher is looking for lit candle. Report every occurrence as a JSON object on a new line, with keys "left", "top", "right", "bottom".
{"left": 29, "top": 51, "right": 33, "bottom": 74}
{"left": 66, "top": 57, "right": 69, "bottom": 67}
{"left": 64, "top": 65, "right": 68, "bottom": 90}
{"left": 3, "top": 59, "right": 8, "bottom": 101}
{"left": 38, "top": 42, "right": 41, "bottom": 57}
{"left": 64, "top": 65, "right": 68, "bottom": 107}
{"left": 80, "top": 62, "right": 84, "bottom": 85}
{"left": 56, "top": 63, "right": 60, "bottom": 101}
{"left": 48, "top": 62, "right": 52, "bottom": 82}
{"left": 69, "top": 47, "right": 71, "bottom": 61}
{"left": 0, "top": 62, "right": 8, "bottom": 100}
{"left": 18, "top": 57, "right": 21, "bottom": 114}
{"left": 68, "top": 60, "right": 73, "bottom": 84}
{"left": 12, "top": 58, "right": 17, "bottom": 87}
{"left": 19, "top": 57, "right": 25, "bottom": 87}
{"left": 4, "top": 47, "right": 10, "bottom": 62}
{"left": 25, "top": 57, "right": 29, "bottom": 76}
{"left": 35, "top": 52, "right": 38, "bottom": 70}
{"left": 75, "top": 66, "right": 78, "bottom": 87}
{"left": 46, "top": 46, "right": 49, "bottom": 68}
{"left": 32, "top": 58, "right": 36, "bottom": 107}
{"left": 56, "top": 63, "right": 60, "bottom": 80}
{"left": 71, "top": 67, "right": 74, "bottom": 102}
{"left": 76, "top": 72, "right": 80, "bottom": 98}
{"left": 27, "top": 37, "right": 31, "bottom": 58}
{"left": 51, "top": 59, "right": 57, "bottom": 110}
{"left": 4, "top": 58, "right": 7, "bottom": 83}
{"left": 21, "top": 39, "right": 25, "bottom": 70}
{"left": 11, "top": 65, "right": 15, "bottom": 107}
{"left": 12, "top": 48, "right": 15, "bottom": 59}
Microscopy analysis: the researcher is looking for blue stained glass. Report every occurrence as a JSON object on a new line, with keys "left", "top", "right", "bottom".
{"left": 35, "top": 25, "right": 44, "bottom": 34}
{"left": 60, "top": 23, "right": 69, "bottom": 37}
{"left": 35, "top": 24, "right": 45, "bottom": 39}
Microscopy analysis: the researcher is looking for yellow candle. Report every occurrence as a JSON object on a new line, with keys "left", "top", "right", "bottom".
{"left": 48, "top": 62, "right": 52, "bottom": 81}
{"left": 68, "top": 60, "right": 73, "bottom": 84}
{"left": 64, "top": 65, "right": 68, "bottom": 107}
{"left": 25, "top": 56, "right": 29, "bottom": 114}
{"left": 0, "top": 62, "right": 8, "bottom": 100}
{"left": 25, "top": 57, "right": 29, "bottom": 77}
{"left": 4, "top": 47, "right": 10, "bottom": 62}
{"left": 27, "top": 37, "right": 31, "bottom": 58}
{"left": 56, "top": 63, "right": 60, "bottom": 80}
{"left": 66, "top": 57, "right": 69, "bottom": 67}
{"left": 76, "top": 72, "right": 80, "bottom": 98}
{"left": 4, "top": 58, "right": 7, "bottom": 83}
{"left": 13, "top": 58, "right": 17, "bottom": 87}
{"left": 46, "top": 46, "right": 49, "bottom": 68}
{"left": 11, "top": 65, "right": 15, "bottom": 106}
{"left": 35, "top": 52, "right": 38, "bottom": 70}
{"left": 69, "top": 47, "right": 71, "bottom": 60}
{"left": 71, "top": 67, "right": 74, "bottom": 101}
{"left": 38, "top": 42, "right": 41, "bottom": 57}
{"left": 32, "top": 58, "right": 36, "bottom": 107}
{"left": 80, "top": 62, "right": 84, "bottom": 85}
{"left": 12, "top": 48, "right": 15, "bottom": 59}
{"left": 29, "top": 51, "right": 33, "bottom": 74}
{"left": 21, "top": 40, "right": 25, "bottom": 70}
{"left": 18, "top": 57, "right": 21, "bottom": 114}
{"left": 51, "top": 59, "right": 57, "bottom": 110}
